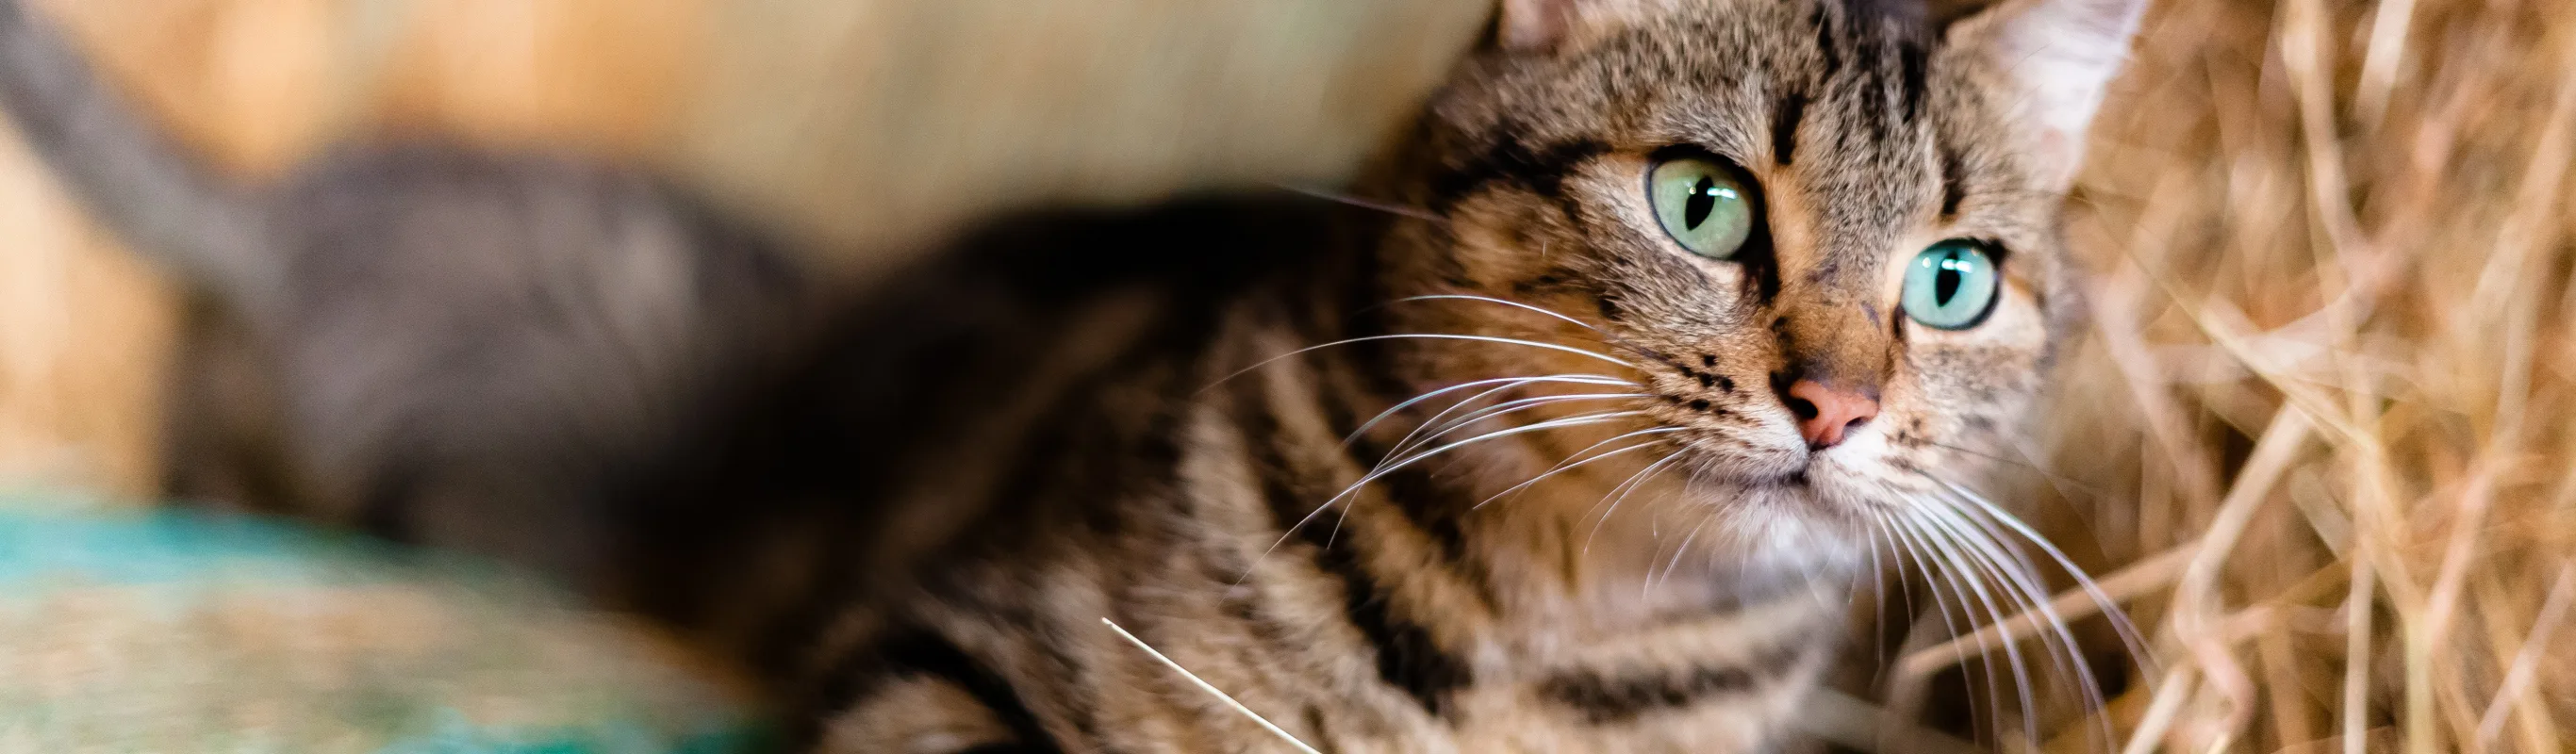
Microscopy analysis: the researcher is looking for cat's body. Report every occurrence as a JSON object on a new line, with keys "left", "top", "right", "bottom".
{"left": 0, "top": 0, "right": 2144, "bottom": 749}
{"left": 616, "top": 193, "right": 1846, "bottom": 751}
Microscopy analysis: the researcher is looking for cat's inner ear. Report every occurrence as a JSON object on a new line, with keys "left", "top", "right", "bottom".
{"left": 1493, "top": 0, "right": 1680, "bottom": 53}
{"left": 1945, "top": 0, "right": 2148, "bottom": 188}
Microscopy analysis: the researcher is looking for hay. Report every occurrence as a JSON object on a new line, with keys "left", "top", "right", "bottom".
{"left": 1862, "top": 0, "right": 2576, "bottom": 749}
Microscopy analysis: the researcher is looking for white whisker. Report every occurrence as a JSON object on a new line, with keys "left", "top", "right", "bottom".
{"left": 1884, "top": 516, "right": 1991, "bottom": 735}
{"left": 1864, "top": 520, "right": 1896, "bottom": 680}
{"left": 1102, "top": 617, "right": 1322, "bottom": 754}
{"left": 1648, "top": 512, "right": 1714, "bottom": 598}
{"left": 1378, "top": 379, "right": 1574, "bottom": 464}
{"left": 1907, "top": 508, "right": 2051, "bottom": 747}
{"left": 1329, "top": 410, "right": 1642, "bottom": 543}
{"left": 1268, "top": 182, "right": 1445, "bottom": 224}
{"left": 1929, "top": 477, "right": 2154, "bottom": 667}
{"left": 1263, "top": 411, "right": 1636, "bottom": 562}
{"left": 1357, "top": 410, "right": 1643, "bottom": 491}
{"left": 1917, "top": 500, "right": 2115, "bottom": 751}
{"left": 1399, "top": 392, "right": 1641, "bottom": 452}
{"left": 1204, "top": 333, "right": 1639, "bottom": 394}
{"left": 1581, "top": 452, "right": 1683, "bottom": 553}
{"left": 1897, "top": 511, "right": 2029, "bottom": 745}
{"left": 1343, "top": 374, "right": 1633, "bottom": 449}
{"left": 1475, "top": 428, "right": 1680, "bottom": 509}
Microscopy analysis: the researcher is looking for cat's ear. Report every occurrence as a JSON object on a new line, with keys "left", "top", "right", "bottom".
{"left": 1492, "top": 0, "right": 1675, "bottom": 53}
{"left": 1946, "top": 0, "right": 2149, "bottom": 188}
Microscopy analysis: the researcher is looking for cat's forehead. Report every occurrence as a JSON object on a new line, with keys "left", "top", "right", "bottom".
{"left": 1443, "top": 0, "right": 1968, "bottom": 190}
{"left": 1430, "top": 0, "right": 2048, "bottom": 274}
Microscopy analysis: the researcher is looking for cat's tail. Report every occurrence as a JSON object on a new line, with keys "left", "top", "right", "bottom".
{"left": 0, "top": 0, "right": 282, "bottom": 310}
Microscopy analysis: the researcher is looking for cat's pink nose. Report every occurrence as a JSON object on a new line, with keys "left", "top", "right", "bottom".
{"left": 1784, "top": 380, "right": 1879, "bottom": 450}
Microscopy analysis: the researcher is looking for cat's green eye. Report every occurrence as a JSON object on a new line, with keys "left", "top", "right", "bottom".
{"left": 1648, "top": 156, "right": 1758, "bottom": 259}
{"left": 1901, "top": 239, "right": 2003, "bottom": 330}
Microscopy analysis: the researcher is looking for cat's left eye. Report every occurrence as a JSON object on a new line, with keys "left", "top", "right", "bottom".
{"left": 1901, "top": 239, "right": 2003, "bottom": 330}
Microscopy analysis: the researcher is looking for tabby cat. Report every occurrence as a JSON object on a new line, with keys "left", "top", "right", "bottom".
{"left": 0, "top": 0, "right": 2145, "bottom": 749}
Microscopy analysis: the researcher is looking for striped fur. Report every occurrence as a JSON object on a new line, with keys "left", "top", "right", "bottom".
{"left": 629, "top": 0, "right": 2148, "bottom": 747}
{"left": 624, "top": 195, "right": 1854, "bottom": 751}
{"left": 0, "top": 0, "right": 2147, "bottom": 749}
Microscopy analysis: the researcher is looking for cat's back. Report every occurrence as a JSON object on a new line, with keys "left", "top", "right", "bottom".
{"left": 642, "top": 189, "right": 1356, "bottom": 525}
{"left": 618, "top": 190, "right": 1360, "bottom": 646}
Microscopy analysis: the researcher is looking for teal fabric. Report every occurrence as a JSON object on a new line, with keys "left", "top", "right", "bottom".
{"left": 0, "top": 500, "right": 771, "bottom": 754}
{"left": 0, "top": 506, "right": 424, "bottom": 586}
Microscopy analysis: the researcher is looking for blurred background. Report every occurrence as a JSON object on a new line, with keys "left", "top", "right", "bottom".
{"left": 1, "top": 0, "right": 2572, "bottom": 751}
{"left": 0, "top": 0, "right": 1494, "bottom": 500}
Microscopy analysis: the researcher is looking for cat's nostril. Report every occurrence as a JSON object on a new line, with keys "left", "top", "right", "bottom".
{"left": 1783, "top": 379, "right": 1880, "bottom": 450}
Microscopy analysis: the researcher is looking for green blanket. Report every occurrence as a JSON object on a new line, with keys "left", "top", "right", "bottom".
{"left": 0, "top": 500, "right": 769, "bottom": 753}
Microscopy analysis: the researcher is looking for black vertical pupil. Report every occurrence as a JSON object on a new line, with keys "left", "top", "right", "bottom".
{"left": 1934, "top": 251, "right": 1963, "bottom": 305}
{"left": 1682, "top": 175, "right": 1716, "bottom": 230}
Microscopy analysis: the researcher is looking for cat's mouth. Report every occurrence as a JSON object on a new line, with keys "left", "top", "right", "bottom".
{"left": 1668, "top": 433, "right": 1890, "bottom": 515}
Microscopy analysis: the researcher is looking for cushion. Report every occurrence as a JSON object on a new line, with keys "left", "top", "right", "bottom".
{"left": 0, "top": 498, "right": 769, "bottom": 753}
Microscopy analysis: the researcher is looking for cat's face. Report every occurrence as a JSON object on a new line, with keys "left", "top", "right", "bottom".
{"left": 1365, "top": 0, "right": 2138, "bottom": 569}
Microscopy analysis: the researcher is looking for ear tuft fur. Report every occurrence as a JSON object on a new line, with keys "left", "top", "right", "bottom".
{"left": 1948, "top": 0, "right": 2149, "bottom": 188}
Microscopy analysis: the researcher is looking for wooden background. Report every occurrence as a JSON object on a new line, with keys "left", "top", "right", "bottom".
{"left": 0, "top": 0, "right": 1492, "bottom": 500}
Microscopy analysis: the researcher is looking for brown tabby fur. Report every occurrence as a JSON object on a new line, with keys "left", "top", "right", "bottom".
{"left": 0, "top": 0, "right": 2144, "bottom": 748}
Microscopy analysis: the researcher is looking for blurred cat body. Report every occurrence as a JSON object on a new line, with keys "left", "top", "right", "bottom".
{"left": 0, "top": 2, "right": 814, "bottom": 590}
{"left": 0, "top": 0, "right": 2142, "bottom": 750}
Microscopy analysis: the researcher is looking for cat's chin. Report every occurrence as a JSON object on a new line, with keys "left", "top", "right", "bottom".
{"left": 1660, "top": 445, "right": 1905, "bottom": 561}
{"left": 1661, "top": 466, "right": 1874, "bottom": 566}
{"left": 1676, "top": 485, "right": 1873, "bottom": 583}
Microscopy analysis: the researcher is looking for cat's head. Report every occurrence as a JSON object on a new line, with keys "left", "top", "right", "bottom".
{"left": 1360, "top": 0, "right": 2141, "bottom": 569}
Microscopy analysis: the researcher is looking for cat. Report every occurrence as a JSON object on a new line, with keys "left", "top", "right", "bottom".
{"left": 0, "top": 0, "right": 2146, "bottom": 749}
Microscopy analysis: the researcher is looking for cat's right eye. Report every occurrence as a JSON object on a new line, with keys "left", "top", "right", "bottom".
{"left": 1647, "top": 156, "right": 1759, "bottom": 259}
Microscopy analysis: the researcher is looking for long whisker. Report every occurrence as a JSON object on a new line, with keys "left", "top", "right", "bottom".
{"left": 1920, "top": 498, "right": 2100, "bottom": 668}
{"left": 1102, "top": 617, "right": 1322, "bottom": 754}
{"left": 1581, "top": 452, "right": 1683, "bottom": 553}
{"left": 1343, "top": 374, "right": 1635, "bottom": 449}
{"left": 1648, "top": 512, "right": 1715, "bottom": 598}
{"left": 1407, "top": 392, "right": 1643, "bottom": 446}
{"left": 1918, "top": 500, "right": 2114, "bottom": 751}
{"left": 1901, "top": 509, "right": 2039, "bottom": 746}
{"left": 1475, "top": 429, "right": 1680, "bottom": 510}
{"left": 1369, "top": 410, "right": 1644, "bottom": 483}
{"left": 1376, "top": 294, "right": 1676, "bottom": 371}
{"left": 1330, "top": 410, "right": 1643, "bottom": 545}
{"left": 1918, "top": 501, "right": 2088, "bottom": 679}
{"left": 1930, "top": 477, "right": 2155, "bottom": 666}
{"left": 1864, "top": 520, "right": 1896, "bottom": 683}
{"left": 1884, "top": 515, "right": 1991, "bottom": 739}
{"left": 1924, "top": 439, "right": 2109, "bottom": 500}
{"left": 1273, "top": 411, "right": 1636, "bottom": 556}
{"left": 1377, "top": 380, "right": 1586, "bottom": 466}
{"left": 1921, "top": 505, "right": 2103, "bottom": 748}
{"left": 1395, "top": 294, "right": 1606, "bottom": 333}
{"left": 1203, "top": 333, "right": 1640, "bottom": 394}
{"left": 1268, "top": 182, "right": 1446, "bottom": 224}
{"left": 1877, "top": 518, "right": 1919, "bottom": 646}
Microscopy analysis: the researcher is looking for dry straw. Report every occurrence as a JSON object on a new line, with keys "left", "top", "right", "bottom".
{"left": 1849, "top": 0, "right": 2576, "bottom": 749}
